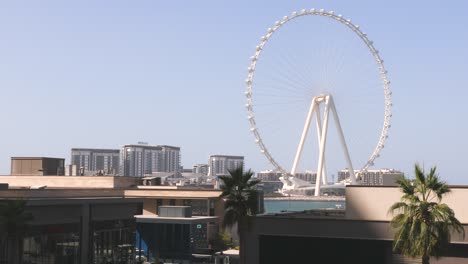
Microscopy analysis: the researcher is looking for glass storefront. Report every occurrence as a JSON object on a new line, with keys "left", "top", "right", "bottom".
{"left": 137, "top": 222, "right": 192, "bottom": 262}
{"left": 0, "top": 220, "right": 137, "bottom": 264}
{"left": 22, "top": 223, "right": 80, "bottom": 264}
{"left": 93, "top": 219, "right": 136, "bottom": 264}
{"left": 187, "top": 200, "right": 208, "bottom": 216}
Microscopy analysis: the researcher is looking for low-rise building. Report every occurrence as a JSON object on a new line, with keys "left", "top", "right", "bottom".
{"left": 10, "top": 157, "right": 65, "bottom": 176}
{"left": 242, "top": 185, "right": 468, "bottom": 264}
{"left": 0, "top": 182, "right": 141, "bottom": 264}
{"left": 0, "top": 175, "right": 225, "bottom": 264}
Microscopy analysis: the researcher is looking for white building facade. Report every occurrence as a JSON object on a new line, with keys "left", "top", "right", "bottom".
{"left": 119, "top": 144, "right": 181, "bottom": 177}
{"left": 208, "top": 155, "right": 244, "bottom": 176}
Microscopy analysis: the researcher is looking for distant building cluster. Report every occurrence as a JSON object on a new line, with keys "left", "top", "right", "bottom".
{"left": 71, "top": 144, "right": 181, "bottom": 177}
{"left": 69, "top": 144, "right": 245, "bottom": 182}
{"left": 295, "top": 171, "right": 317, "bottom": 183}
{"left": 256, "top": 170, "right": 318, "bottom": 194}
{"left": 256, "top": 169, "right": 403, "bottom": 187}
{"left": 338, "top": 168, "right": 403, "bottom": 186}
{"left": 256, "top": 168, "right": 403, "bottom": 195}
{"left": 256, "top": 170, "right": 282, "bottom": 181}
{"left": 256, "top": 170, "right": 317, "bottom": 183}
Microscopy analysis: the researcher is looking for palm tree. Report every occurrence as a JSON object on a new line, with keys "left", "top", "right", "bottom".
{"left": 0, "top": 199, "right": 33, "bottom": 264}
{"left": 389, "top": 164, "right": 465, "bottom": 264}
{"left": 218, "top": 166, "right": 260, "bottom": 234}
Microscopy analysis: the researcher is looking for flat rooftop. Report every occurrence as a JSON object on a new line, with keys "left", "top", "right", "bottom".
{"left": 0, "top": 180, "right": 222, "bottom": 199}
{"left": 261, "top": 208, "right": 345, "bottom": 219}
{"left": 135, "top": 214, "right": 218, "bottom": 224}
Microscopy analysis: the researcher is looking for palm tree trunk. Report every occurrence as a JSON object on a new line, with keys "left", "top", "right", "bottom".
{"left": 422, "top": 255, "right": 430, "bottom": 264}
{"left": 6, "top": 235, "right": 23, "bottom": 264}
{"left": 6, "top": 235, "right": 16, "bottom": 264}
{"left": 238, "top": 216, "right": 254, "bottom": 264}
{"left": 238, "top": 217, "right": 245, "bottom": 264}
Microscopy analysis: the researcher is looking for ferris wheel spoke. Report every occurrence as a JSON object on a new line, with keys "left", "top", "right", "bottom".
{"left": 258, "top": 69, "right": 313, "bottom": 96}
{"left": 254, "top": 81, "right": 311, "bottom": 98}
{"left": 276, "top": 50, "right": 319, "bottom": 90}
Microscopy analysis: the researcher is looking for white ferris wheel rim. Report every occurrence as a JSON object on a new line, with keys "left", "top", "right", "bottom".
{"left": 245, "top": 8, "right": 392, "bottom": 176}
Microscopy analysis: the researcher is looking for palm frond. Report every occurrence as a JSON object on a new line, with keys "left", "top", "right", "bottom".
{"left": 389, "top": 164, "right": 464, "bottom": 260}
{"left": 388, "top": 202, "right": 408, "bottom": 215}
{"left": 396, "top": 176, "right": 415, "bottom": 196}
{"left": 414, "top": 164, "right": 426, "bottom": 185}
{"left": 219, "top": 166, "right": 261, "bottom": 232}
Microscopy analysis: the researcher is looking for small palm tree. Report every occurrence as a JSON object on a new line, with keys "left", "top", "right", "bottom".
{"left": 389, "top": 164, "right": 465, "bottom": 264}
{"left": 218, "top": 166, "right": 260, "bottom": 234}
{"left": 0, "top": 199, "right": 33, "bottom": 264}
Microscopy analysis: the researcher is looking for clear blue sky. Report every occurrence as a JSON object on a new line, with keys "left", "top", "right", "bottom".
{"left": 0, "top": 1, "right": 467, "bottom": 183}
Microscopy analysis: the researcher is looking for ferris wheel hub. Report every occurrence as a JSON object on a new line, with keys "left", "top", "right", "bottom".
{"left": 315, "top": 94, "right": 330, "bottom": 102}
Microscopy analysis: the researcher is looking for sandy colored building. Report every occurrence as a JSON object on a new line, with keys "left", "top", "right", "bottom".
{"left": 242, "top": 185, "right": 468, "bottom": 264}
{"left": 0, "top": 175, "right": 225, "bottom": 264}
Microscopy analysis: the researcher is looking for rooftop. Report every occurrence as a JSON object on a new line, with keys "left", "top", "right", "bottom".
{"left": 209, "top": 155, "right": 244, "bottom": 159}
{"left": 122, "top": 144, "right": 180, "bottom": 150}
{"left": 71, "top": 148, "right": 119, "bottom": 152}
{"left": 261, "top": 208, "right": 345, "bottom": 219}
{"left": 135, "top": 214, "right": 218, "bottom": 224}
{"left": 11, "top": 157, "right": 64, "bottom": 160}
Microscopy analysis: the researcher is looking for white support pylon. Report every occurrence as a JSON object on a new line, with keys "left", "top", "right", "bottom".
{"left": 290, "top": 98, "right": 317, "bottom": 176}
{"left": 328, "top": 96, "right": 356, "bottom": 185}
{"left": 315, "top": 106, "right": 328, "bottom": 185}
{"left": 290, "top": 94, "right": 356, "bottom": 196}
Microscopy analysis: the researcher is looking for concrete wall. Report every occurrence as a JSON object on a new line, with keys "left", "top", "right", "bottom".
{"left": 0, "top": 188, "right": 125, "bottom": 198}
{"left": 0, "top": 175, "right": 138, "bottom": 188}
{"left": 92, "top": 203, "right": 142, "bottom": 221}
{"left": 27, "top": 205, "right": 82, "bottom": 225}
{"left": 143, "top": 199, "right": 157, "bottom": 215}
{"left": 11, "top": 158, "right": 43, "bottom": 175}
{"left": 346, "top": 186, "right": 468, "bottom": 224}
{"left": 242, "top": 215, "right": 468, "bottom": 264}
{"left": 24, "top": 202, "right": 141, "bottom": 225}
{"left": 125, "top": 188, "right": 222, "bottom": 198}
{"left": 241, "top": 216, "right": 395, "bottom": 264}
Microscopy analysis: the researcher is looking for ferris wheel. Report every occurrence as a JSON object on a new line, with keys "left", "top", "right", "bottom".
{"left": 245, "top": 9, "right": 392, "bottom": 194}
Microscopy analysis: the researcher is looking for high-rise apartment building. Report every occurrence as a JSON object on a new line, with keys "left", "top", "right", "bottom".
{"left": 160, "top": 145, "right": 181, "bottom": 173}
{"left": 119, "top": 144, "right": 181, "bottom": 177}
{"left": 71, "top": 148, "right": 120, "bottom": 175}
{"left": 208, "top": 155, "right": 244, "bottom": 176}
{"left": 338, "top": 168, "right": 403, "bottom": 186}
